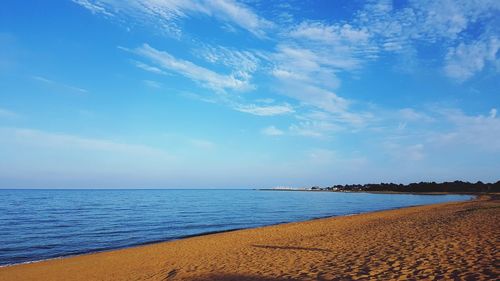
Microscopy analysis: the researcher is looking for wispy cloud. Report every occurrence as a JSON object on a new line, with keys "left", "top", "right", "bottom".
{"left": 289, "top": 121, "right": 340, "bottom": 138}
{"left": 132, "top": 60, "right": 169, "bottom": 75}
{"left": 287, "top": 21, "right": 373, "bottom": 68}
{"left": 269, "top": 50, "right": 365, "bottom": 131}
{"left": 195, "top": 44, "right": 262, "bottom": 80}
{"left": 73, "top": 0, "right": 273, "bottom": 38}
{"left": 180, "top": 89, "right": 294, "bottom": 117}
{"left": 289, "top": 22, "right": 370, "bottom": 45}
{"left": 278, "top": 0, "right": 500, "bottom": 83}
{"left": 77, "top": 0, "right": 500, "bottom": 83}
{"left": 261, "top": 126, "right": 284, "bottom": 136}
{"left": 430, "top": 108, "right": 500, "bottom": 152}
{"left": 0, "top": 108, "right": 18, "bottom": 118}
{"left": 378, "top": 107, "right": 500, "bottom": 167}
{"left": 444, "top": 37, "right": 500, "bottom": 81}
{"left": 233, "top": 103, "right": 294, "bottom": 116}
{"left": 32, "top": 75, "right": 88, "bottom": 94}
{"left": 76, "top": 0, "right": 499, "bottom": 142}
{"left": 130, "top": 44, "right": 253, "bottom": 92}
{"left": 205, "top": 0, "right": 274, "bottom": 38}
{"left": 354, "top": 0, "right": 500, "bottom": 80}
{"left": 72, "top": 0, "right": 113, "bottom": 17}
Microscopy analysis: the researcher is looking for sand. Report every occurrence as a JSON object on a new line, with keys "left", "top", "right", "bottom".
{"left": 1, "top": 195, "right": 498, "bottom": 281}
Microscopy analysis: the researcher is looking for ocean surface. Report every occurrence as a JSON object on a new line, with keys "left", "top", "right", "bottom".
{"left": 0, "top": 189, "right": 472, "bottom": 266}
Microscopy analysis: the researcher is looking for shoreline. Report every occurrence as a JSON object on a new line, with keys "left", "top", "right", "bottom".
{"left": 0, "top": 194, "right": 475, "bottom": 268}
{"left": 0, "top": 227, "right": 247, "bottom": 269}
{"left": 1, "top": 195, "right": 497, "bottom": 280}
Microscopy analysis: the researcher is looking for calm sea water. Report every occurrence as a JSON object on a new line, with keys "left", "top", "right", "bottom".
{"left": 0, "top": 189, "right": 472, "bottom": 266}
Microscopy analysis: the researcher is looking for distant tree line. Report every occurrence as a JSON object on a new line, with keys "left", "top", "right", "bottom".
{"left": 310, "top": 180, "right": 500, "bottom": 193}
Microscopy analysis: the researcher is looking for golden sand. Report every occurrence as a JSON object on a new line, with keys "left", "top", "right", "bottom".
{"left": 1, "top": 196, "right": 498, "bottom": 281}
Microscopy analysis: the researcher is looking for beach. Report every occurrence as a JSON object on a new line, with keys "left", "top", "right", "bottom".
{"left": 1, "top": 195, "right": 498, "bottom": 281}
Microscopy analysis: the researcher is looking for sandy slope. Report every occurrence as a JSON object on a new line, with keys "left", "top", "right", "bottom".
{"left": 1, "top": 196, "right": 498, "bottom": 281}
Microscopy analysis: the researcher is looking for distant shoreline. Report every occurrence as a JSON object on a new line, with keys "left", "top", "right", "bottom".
{"left": 259, "top": 180, "right": 500, "bottom": 194}
{"left": 258, "top": 188, "right": 492, "bottom": 196}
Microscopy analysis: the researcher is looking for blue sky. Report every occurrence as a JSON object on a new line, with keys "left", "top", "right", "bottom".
{"left": 0, "top": 0, "right": 499, "bottom": 188}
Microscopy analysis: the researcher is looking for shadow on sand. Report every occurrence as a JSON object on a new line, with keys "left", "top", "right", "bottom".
{"left": 252, "top": 244, "right": 332, "bottom": 253}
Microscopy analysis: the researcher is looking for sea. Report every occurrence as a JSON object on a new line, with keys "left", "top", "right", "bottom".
{"left": 0, "top": 189, "right": 472, "bottom": 266}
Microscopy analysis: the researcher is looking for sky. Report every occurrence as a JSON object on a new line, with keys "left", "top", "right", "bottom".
{"left": 0, "top": 0, "right": 499, "bottom": 188}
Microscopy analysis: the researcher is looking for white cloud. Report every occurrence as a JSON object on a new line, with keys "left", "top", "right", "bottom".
{"left": 234, "top": 103, "right": 294, "bottom": 116}
{"left": 268, "top": 37, "right": 370, "bottom": 130}
{"left": 274, "top": 44, "right": 359, "bottom": 75}
{"left": 409, "top": 0, "right": 500, "bottom": 41}
{"left": 290, "top": 22, "right": 370, "bottom": 45}
{"left": 375, "top": 107, "right": 500, "bottom": 167}
{"left": 131, "top": 44, "right": 253, "bottom": 92}
{"left": 181, "top": 90, "right": 294, "bottom": 117}
{"left": 261, "top": 126, "right": 284, "bottom": 136}
{"left": 283, "top": 83, "right": 348, "bottom": 113}
{"left": 74, "top": 0, "right": 273, "bottom": 38}
{"left": 444, "top": 37, "right": 500, "bottom": 81}
{"left": 75, "top": 0, "right": 500, "bottom": 141}
{"left": 288, "top": 21, "right": 373, "bottom": 63}
{"left": 72, "top": 0, "right": 113, "bottom": 16}
{"left": 432, "top": 108, "right": 500, "bottom": 151}
{"left": 272, "top": 0, "right": 499, "bottom": 87}
{"left": 289, "top": 121, "right": 340, "bottom": 138}
{"left": 133, "top": 60, "right": 168, "bottom": 75}
{"left": 180, "top": 91, "right": 218, "bottom": 104}
{"left": 490, "top": 108, "right": 497, "bottom": 118}
{"left": 196, "top": 45, "right": 261, "bottom": 78}
{"left": 255, "top": 98, "right": 275, "bottom": 104}
{"left": 205, "top": 0, "right": 274, "bottom": 38}
{"left": 353, "top": 0, "right": 500, "bottom": 81}
{"left": 269, "top": 43, "right": 365, "bottom": 128}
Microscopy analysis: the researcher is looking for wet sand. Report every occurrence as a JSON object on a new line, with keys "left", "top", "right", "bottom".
{"left": 1, "top": 195, "right": 498, "bottom": 281}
